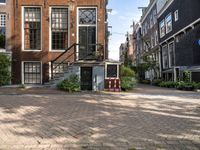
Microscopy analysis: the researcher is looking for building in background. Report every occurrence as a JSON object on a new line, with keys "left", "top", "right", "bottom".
{"left": 138, "top": 0, "right": 160, "bottom": 81}
{"left": 157, "top": 0, "right": 200, "bottom": 82}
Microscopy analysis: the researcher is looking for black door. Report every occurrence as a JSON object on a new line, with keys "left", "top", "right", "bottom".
{"left": 81, "top": 67, "right": 93, "bottom": 91}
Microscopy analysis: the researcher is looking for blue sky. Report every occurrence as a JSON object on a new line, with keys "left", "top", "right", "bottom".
{"left": 108, "top": 0, "right": 149, "bottom": 60}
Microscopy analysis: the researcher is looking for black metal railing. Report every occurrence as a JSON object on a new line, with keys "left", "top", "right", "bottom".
{"left": 50, "top": 43, "right": 104, "bottom": 79}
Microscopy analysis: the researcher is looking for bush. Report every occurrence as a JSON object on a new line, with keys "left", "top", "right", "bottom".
{"left": 121, "top": 66, "right": 135, "bottom": 77}
{"left": 121, "top": 76, "right": 137, "bottom": 91}
{"left": 121, "top": 66, "right": 137, "bottom": 91}
{"left": 159, "top": 81, "right": 178, "bottom": 88}
{"left": 196, "top": 83, "right": 200, "bottom": 89}
{"left": 57, "top": 74, "right": 80, "bottom": 92}
{"left": 0, "top": 53, "right": 11, "bottom": 86}
{"left": 141, "top": 79, "right": 150, "bottom": 84}
{"left": 152, "top": 79, "right": 163, "bottom": 86}
{"left": 176, "top": 81, "right": 197, "bottom": 91}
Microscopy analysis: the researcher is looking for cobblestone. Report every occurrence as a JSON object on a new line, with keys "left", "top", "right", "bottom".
{"left": 0, "top": 84, "right": 200, "bottom": 149}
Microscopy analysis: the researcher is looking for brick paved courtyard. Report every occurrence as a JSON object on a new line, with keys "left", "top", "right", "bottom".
{"left": 0, "top": 85, "right": 200, "bottom": 150}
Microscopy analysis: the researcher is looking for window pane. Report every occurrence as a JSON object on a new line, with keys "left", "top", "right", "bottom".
{"left": 107, "top": 65, "right": 118, "bottom": 78}
{"left": 79, "top": 8, "right": 96, "bottom": 25}
{"left": 24, "top": 7, "right": 41, "bottom": 50}
{"left": 24, "top": 62, "right": 41, "bottom": 84}
{"left": 51, "top": 8, "right": 68, "bottom": 50}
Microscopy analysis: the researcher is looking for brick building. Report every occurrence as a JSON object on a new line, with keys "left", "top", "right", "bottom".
{"left": 9, "top": 0, "right": 116, "bottom": 91}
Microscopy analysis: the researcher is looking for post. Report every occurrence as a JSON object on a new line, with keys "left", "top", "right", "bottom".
{"left": 51, "top": 61, "right": 53, "bottom": 79}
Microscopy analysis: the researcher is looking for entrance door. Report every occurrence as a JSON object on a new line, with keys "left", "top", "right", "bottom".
{"left": 81, "top": 67, "right": 93, "bottom": 91}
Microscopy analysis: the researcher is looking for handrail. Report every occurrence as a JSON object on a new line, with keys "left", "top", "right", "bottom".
{"left": 50, "top": 43, "right": 104, "bottom": 79}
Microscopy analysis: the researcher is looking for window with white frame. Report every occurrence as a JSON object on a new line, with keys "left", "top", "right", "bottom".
{"left": 78, "top": 7, "right": 97, "bottom": 60}
{"left": 174, "top": 10, "right": 178, "bottom": 22}
{"left": 106, "top": 64, "right": 118, "bottom": 78}
{"left": 0, "top": 13, "right": 6, "bottom": 34}
{"left": 159, "top": 20, "right": 165, "bottom": 38}
{"left": 51, "top": 8, "right": 68, "bottom": 50}
{"left": 24, "top": 7, "right": 41, "bottom": 50}
{"left": 165, "top": 13, "right": 172, "bottom": 33}
{"left": 168, "top": 42, "right": 174, "bottom": 68}
{"left": 24, "top": 62, "right": 41, "bottom": 84}
{"left": 155, "top": 30, "right": 158, "bottom": 45}
{"left": 153, "top": 9, "right": 157, "bottom": 24}
{"left": 0, "top": 0, "right": 6, "bottom": 4}
{"left": 162, "top": 45, "right": 168, "bottom": 69}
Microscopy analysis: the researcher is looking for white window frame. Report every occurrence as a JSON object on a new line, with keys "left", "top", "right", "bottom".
{"left": 0, "top": 13, "right": 6, "bottom": 27}
{"left": 165, "top": 13, "right": 172, "bottom": 34}
{"left": 174, "top": 10, "right": 179, "bottom": 22}
{"left": 49, "top": 6, "right": 70, "bottom": 52}
{"left": 162, "top": 45, "right": 168, "bottom": 69}
{"left": 159, "top": 19, "right": 165, "bottom": 38}
{"left": 105, "top": 63, "right": 120, "bottom": 79}
{"left": 76, "top": 7, "right": 98, "bottom": 60}
{"left": 21, "top": 61, "right": 42, "bottom": 84}
{"left": 0, "top": 0, "right": 6, "bottom": 5}
{"left": 168, "top": 41, "right": 174, "bottom": 68}
{"left": 22, "top": 6, "right": 42, "bottom": 52}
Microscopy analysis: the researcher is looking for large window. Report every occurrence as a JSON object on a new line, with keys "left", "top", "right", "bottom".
{"left": 78, "top": 8, "right": 97, "bottom": 60}
{"left": 159, "top": 20, "right": 165, "bottom": 38}
{"left": 165, "top": 13, "right": 172, "bottom": 33}
{"left": 51, "top": 8, "right": 68, "bottom": 50}
{"left": 162, "top": 45, "right": 168, "bottom": 69}
{"left": 168, "top": 42, "right": 174, "bottom": 68}
{"left": 24, "top": 7, "right": 41, "bottom": 50}
{"left": 24, "top": 62, "right": 41, "bottom": 84}
{"left": 0, "top": 13, "right": 6, "bottom": 49}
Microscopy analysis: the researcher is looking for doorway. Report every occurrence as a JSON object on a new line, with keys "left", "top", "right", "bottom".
{"left": 81, "top": 67, "right": 93, "bottom": 90}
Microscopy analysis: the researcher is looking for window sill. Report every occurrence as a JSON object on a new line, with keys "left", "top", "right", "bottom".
{"left": 22, "top": 50, "right": 42, "bottom": 52}
{"left": 50, "top": 50, "right": 66, "bottom": 52}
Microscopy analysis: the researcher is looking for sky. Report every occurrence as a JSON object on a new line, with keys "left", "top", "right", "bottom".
{"left": 107, "top": 0, "right": 149, "bottom": 60}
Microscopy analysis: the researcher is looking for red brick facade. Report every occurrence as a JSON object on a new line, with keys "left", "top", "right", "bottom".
{"left": 11, "top": 0, "right": 108, "bottom": 84}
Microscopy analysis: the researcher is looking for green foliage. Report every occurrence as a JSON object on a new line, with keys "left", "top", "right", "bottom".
{"left": 121, "top": 76, "right": 137, "bottom": 91}
{"left": 0, "top": 53, "right": 11, "bottom": 86}
{"left": 121, "top": 66, "right": 137, "bottom": 91}
{"left": 196, "top": 83, "right": 200, "bottom": 89}
{"left": 183, "top": 71, "right": 191, "bottom": 82}
{"left": 152, "top": 79, "right": 163, "bottom": 86}
{"left": 141, "top": 79, "right": 150, "bottom": 84}
{"left": 176, "top": 81, "right": 197, "bottom": 91}
{"left": 57, "top": 74, "right": 80, "bottom": 92}
{"left": 121, "top": 66, "right": 135, "bottom": 77}
{"left": 159, "top": 81, "right": 178, "bottom": 88}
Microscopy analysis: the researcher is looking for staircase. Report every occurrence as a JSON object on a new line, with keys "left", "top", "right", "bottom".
{"left": 45, "top": 43, "right": 104, "bottom": 88}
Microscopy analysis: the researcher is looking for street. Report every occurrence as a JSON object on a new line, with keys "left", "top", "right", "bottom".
{"left": 0, "top": 85, "right": 200, "bottom": 150}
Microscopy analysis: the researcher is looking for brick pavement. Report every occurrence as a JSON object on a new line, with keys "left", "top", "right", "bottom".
{"left": 0, "top": 85, "right": 200, "bottom": 150}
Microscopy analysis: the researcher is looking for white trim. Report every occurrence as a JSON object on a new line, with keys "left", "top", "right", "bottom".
{"left": 157, "top": 0, "right": 174, "bottom": 18}
{"left": 140, "top": 0, "right": 156, "bottom": 24}
{"left": 162, "top": 44, "right": 168, "bottom": 69}
{"left": 160, "top": 18, "right": 200, "bottom": 45}
{"left": 49, "top": 6, "right": 70, "bottom": 52}
{"left": 21, "top": 61, "right": 43, "bottom": 85}
{"left": 22, "top": 6, "right": 42, "bottom": 52}
{"left": 159, "top": 19, "right": 165, "bottom": 38}
{"left": 76, "top": 7, "right": 98, "bottom": 60}
{"left": 165, "top": 13, "right": 172, "bottom": 34}
{"left": 174, "top": 10, "right": 179, "bottom": 22}
{"left": 105, "top": 63, "right": 120, "bottom": 79}
{"left": 168, "top": 41, "right": 174, "bottom": 68}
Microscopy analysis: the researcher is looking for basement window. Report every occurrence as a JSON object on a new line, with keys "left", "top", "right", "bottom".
{"left": 24, "top": 62, "right": 41, "bottom": 84}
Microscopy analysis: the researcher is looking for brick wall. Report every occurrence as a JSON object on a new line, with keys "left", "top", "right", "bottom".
{"left": 11, "top": 0, "right": 108, "bottom": 84}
